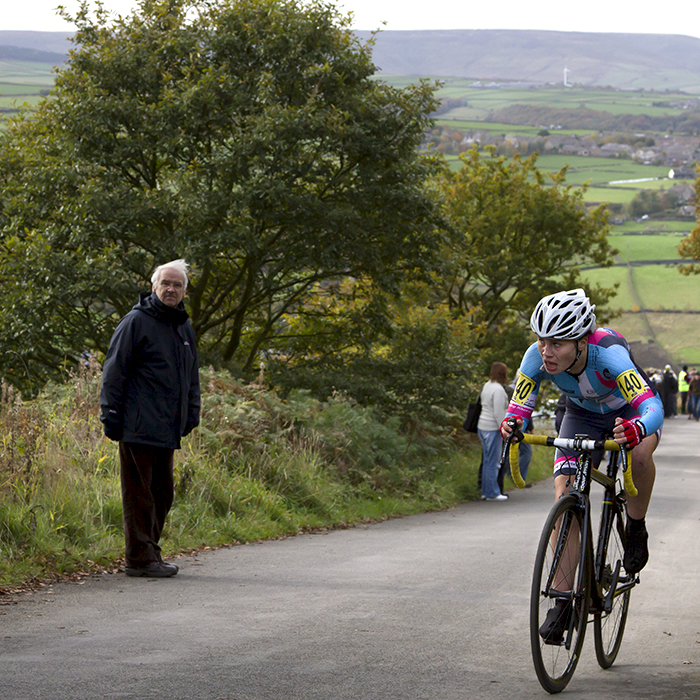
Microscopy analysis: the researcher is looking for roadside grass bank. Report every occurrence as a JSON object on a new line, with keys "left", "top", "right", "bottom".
{"left": 0, "top": 364, "right": 553, "bottom": 592}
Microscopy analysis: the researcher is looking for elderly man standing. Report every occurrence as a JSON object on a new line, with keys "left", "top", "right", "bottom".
{"left": 100, "top": 260, "right": 200, "bottom": 577}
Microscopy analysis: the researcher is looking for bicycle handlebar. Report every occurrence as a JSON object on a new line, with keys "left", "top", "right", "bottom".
{"left": 503, "top": 420, "right": 637, "bottom": 497}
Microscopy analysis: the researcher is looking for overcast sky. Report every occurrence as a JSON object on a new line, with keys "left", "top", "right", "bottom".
{"left": 3, "top": 0, "right": 700, "bottom": 40}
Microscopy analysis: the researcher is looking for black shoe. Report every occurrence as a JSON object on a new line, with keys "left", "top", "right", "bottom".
{"left": 624, "top": 520, "right": 649, "bottom": 574}
{"left": 157, "top": 554, "right": 179, "bottom": 574}
{"left": 539, "top": 599, "right": 573, "bottom": 645}
{"left": 125, "top": 561, "right": 179, "bottom": 578}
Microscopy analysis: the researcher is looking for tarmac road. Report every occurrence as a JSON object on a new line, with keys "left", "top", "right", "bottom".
{"left": 1, "top": 418, "right": 699, "bottom": 700}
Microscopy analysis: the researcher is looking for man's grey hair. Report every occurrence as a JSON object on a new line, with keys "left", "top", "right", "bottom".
{"left": 151, "top": 259, "right": 189, "bottom": 288}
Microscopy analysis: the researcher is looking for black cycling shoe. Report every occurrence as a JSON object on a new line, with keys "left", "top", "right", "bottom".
{"left": 539, "top": 599, "right": 574, "bottom": 645}
{"left": 624, "top": 519, "right": 649, "bottom": 574}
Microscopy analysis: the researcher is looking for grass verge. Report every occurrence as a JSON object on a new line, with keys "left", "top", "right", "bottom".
{"left": 0, "top": 364, "right": 557, "bottom": 593}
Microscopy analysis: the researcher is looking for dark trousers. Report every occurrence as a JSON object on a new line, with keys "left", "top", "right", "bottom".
{"left": 119, "top": 442, "right": 175, "bottom": 567}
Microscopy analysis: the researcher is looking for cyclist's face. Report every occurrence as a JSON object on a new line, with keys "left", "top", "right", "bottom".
{"left": 537, "top": 338, "right": 577, "bottom": 374}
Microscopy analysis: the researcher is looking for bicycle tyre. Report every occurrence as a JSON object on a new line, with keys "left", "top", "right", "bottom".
{"left": 531, "top": 495, "right": 590, "bottom": 694}
{"left": 593, "top": 497, "right": 631, "bottom": 668}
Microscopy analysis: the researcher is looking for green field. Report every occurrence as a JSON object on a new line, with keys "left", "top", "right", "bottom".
{"left": 389, "top": 78, "right": 693, "bottom": 120}
{"left": 442, "top": 152, "right": 677, "bottom": 205}
{"left": 581, "top": 254, "right": 700, "bottom": 365}
{"left": 0, "top": 62, "right": 55, "bottom": 121}
{"left": 434, "top": 119, "right": 575, "bottom": 137}
{"left": 609, "top": 233, "right": 687, "bottom": 262}
{"left": 0, "top": 61, "right": 56, "bottom": 86}
{"left": 616, "top": 311, "right": 700, "bottom": 365}
{"left": 582, "top": 266, "right": 632, "bottom": 304}
{"left": 632, "top": 265, "right": 700, "bottom": 310}
{"left": 0, "top": 94, "right": 45, "bottom": 110}
{"left": 533, "top": 155, "right": 671, "bottom": 185}
{"left": 532, "top": 154, "right": 674, "bottom": 205}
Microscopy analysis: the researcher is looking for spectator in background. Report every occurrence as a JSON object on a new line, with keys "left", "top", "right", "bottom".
{"left": 554, "top": 394, "right": 567, "bottom": 434}
{"left": 688, "top": 369, "right": 700, "bottom": 421}
{"left": 661, "top": 364, "right": 678, "bottom": 418}
{"left": 477, "top": 362, "right": 510, "bottom": 501}
{"left": 679, "top": 365, "right": 689, "bottom": 415}
{"left": 648, "top": 369, "right": 662, "bottom": 392}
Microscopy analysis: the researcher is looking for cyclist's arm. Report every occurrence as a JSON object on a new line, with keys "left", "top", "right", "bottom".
{"left": 615, "top": 365, "right": 664, "bottom": 437}
{"left": 503, "top": 344, "right": 543, "bottom": 435}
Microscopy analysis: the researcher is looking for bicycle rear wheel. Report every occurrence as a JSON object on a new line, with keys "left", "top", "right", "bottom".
{"left": 531, "top": 495, "right": 590, "bottom": 694}
{"left": 594, "top": 498, "right": 631, "bottom": 668}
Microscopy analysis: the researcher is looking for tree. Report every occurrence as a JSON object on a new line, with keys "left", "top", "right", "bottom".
{"left": 267, "top": 279, "right": 484, "bottom": 424}
{"left": 0, "top": 0, "right": 442, "bottom": 391}
{"left": 678, "top": 170, "right": 700, "bottom": 273}
{"left": 627, "top": 189, "right": 666, "bottom": 219}
{"left": 436, "top": 148, "right": 618, "bottom": 368}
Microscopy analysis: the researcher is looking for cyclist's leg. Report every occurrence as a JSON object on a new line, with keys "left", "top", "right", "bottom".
{"left": 552, "top": 474, "right": 580, "bottom": 590}
{"left": 622, "top": 430, "right": 659, "bottom": 573}
{"left": 552, "top": 452, "right": 582, "bottom": 593}
{"left": 627, "top": 432, "right": 658, "bottom": 519}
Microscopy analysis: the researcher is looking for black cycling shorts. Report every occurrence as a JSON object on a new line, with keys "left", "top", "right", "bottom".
{"left": 554, "top": 398, "right": 661, "bottom": 477}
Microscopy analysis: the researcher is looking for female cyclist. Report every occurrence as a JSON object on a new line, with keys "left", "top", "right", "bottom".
{"left": 501, "top": 289, "right": 663, "bottom": 642}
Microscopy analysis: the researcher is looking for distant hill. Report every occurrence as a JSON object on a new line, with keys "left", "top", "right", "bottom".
{"left": 0, "top": 45, "right": 67, "bottom": 64}
{"left": 355, "top": 30, "right": 700, "bottom": 92}
{"left": 0, "top": 31, "right": 72, "bottom": 57}
{"left": 4, "top": 29, "right": 700, "bottom": 92}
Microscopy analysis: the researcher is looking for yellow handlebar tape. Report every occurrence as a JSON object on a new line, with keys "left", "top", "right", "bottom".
{"left": 623, "top": 462, "right": 638, "bottom": 498}
{"left": 509, "top": 441, "right": 527, "bottom": 489}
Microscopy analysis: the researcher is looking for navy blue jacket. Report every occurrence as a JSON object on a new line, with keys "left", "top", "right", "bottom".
{"left": 100, "top": 292, "right": 200, "bottom": 449}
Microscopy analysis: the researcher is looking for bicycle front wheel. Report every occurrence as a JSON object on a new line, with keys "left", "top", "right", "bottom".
{"left": 593, "top": 498, "right": 631, "bottom": 668}
{"left": 531, "top": 495, "right": 590, "bottom": 694}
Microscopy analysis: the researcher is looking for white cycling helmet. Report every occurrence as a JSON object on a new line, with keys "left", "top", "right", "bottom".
{"left": 530, "top": 289, "right": 596, "bottom": 340}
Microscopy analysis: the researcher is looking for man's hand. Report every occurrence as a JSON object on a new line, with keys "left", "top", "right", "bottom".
{"left": 500, "top": 416, "right": 523, "bottom": 441}
{"left": 613, "top": 417, "right": 646, "bottom": 448}
{"left": 103, "top": 423, "right": 123, "bottom": 442}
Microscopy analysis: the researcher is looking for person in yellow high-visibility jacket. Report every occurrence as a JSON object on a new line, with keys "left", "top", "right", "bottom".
{"left": 679, "top": 365, "right": 689, "bottom": 414}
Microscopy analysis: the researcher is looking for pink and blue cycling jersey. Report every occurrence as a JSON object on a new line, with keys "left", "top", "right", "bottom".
{"left": 506, "top": 328, "right": 664, "bottom": 437}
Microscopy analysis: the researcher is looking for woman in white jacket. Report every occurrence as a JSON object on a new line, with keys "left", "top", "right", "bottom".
{"left": 477, "top": 362, "right": 509, "bottom": 501}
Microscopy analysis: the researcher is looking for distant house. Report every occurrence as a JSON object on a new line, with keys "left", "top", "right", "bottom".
{"left": 669, "top": 167, "right": 696, "bottom": 179}
{"left": 667, "top": 184, "right": 695, "bottom": 202}
{"left": 634, "top": 148, "right": 659, "bottom": 163}
{"left": 600, "top": 143, "right": 634, "bottom": 157}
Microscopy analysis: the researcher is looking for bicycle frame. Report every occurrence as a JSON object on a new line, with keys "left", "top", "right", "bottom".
{"left": 510, "top": 434, "right": 636, "bottom": 613}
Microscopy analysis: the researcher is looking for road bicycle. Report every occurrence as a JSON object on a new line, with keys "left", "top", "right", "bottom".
{"left": 502, "top": 420, "right": 640, "bottom": 693}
